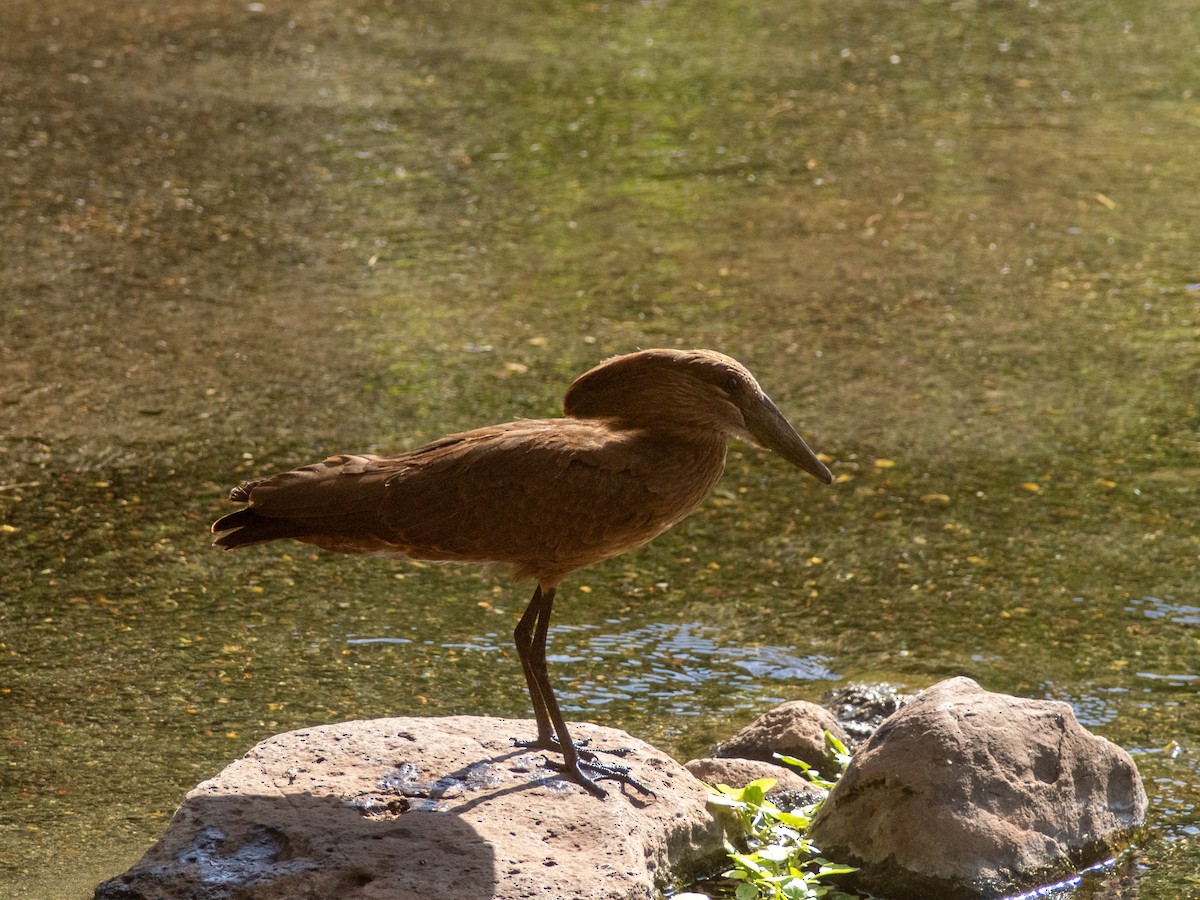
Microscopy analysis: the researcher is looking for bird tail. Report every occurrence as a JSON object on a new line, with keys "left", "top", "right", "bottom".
{"left": 211, "top": 506, "right": 305, "bottom": 549}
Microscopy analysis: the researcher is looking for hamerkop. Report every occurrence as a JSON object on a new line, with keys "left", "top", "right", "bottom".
{"left": 212, "top": 348, "right": 832, "bottom": 796}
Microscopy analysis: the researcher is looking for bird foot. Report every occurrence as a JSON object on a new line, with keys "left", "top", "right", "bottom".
{"left": 543, "top": 755, "right": 656, "bottom": 798}
{"left": 512, "top": 736, "right": 653, "bottom": 797}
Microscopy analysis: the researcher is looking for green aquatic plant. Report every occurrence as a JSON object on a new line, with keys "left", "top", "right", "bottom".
{"left": 774, "top": 731, "right": 853, "bottom": 792}
{"left": 707, "top": 733, "right": 857, "bottom": 900}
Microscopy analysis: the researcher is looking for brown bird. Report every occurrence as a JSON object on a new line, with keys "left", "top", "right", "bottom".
{"left": 211, "top": 348, "right": 832, "bottom": 796}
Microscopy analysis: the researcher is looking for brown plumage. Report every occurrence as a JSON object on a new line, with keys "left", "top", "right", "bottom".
{"left": 212, "top": 348, "right": 832, "bottom": 796}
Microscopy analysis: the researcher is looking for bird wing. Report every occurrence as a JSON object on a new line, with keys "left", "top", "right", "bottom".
{"left": 378, "top": 418, "right": 726, "bottom": 581}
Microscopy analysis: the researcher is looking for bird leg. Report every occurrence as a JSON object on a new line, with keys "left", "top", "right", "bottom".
{"left": 512, "top": 584, "right": 653, "bottom": 798}
{"left": 514, "top": 584, "right": 557, "bottom": 748}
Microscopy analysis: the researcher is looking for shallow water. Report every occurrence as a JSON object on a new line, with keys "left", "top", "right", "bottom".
{"left": 1, "top": 1, "right": 1197, "bottom": 897}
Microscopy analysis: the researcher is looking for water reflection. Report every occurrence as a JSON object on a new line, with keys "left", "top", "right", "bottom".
{"left": 346, "top": 619, "right": 838, "bottom": 716}
{"left": 1044, "top": 685, "right": 1131, "bottom": 728}
{"left": 1134, "top": 672, "right": 1199, "bottom": 685}
{"left": 559, "top": 621, "right": 838, "bottom": 716}
{"left": 1125, "top": 596, "right": 1200, "bottom": 626}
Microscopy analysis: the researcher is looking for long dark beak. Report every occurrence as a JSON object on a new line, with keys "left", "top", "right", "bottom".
{"left": 743, "top": 394, "right": 833, "bottom": 484}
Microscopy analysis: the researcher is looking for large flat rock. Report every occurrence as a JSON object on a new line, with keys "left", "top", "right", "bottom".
{"left": 95, "top": 717, "right": 725, "bottom": 900}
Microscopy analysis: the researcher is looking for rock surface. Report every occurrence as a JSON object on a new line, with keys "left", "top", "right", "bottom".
{"left": 94, "top": 717, "right": 725, "bottom": 900}
{"left": 710, "top": 699, "right": 848, "bottom": 772}
{"left": 807, "top": 677, "right": 1147, "bottom": 899}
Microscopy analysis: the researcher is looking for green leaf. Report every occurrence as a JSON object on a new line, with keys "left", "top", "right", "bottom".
{"left": 774, "top": 752, "right": 836, "bottom": 788}
{"left": 783, "top": 876, "right": 818, "bottom": 899}
{"left": 824, "top": 731, "right": 853, "bottom": 772}
{"left": 708, "top": 792, "right": 743, "bottom": 809}
{"left": 742, "top": 778, "right": 776, "bottom": 803}
{"left": 771, "top": 810, "right": 811, "bottom": 829}
{"left": 730, "top": 852, "right": 766, "bottom": 874}
{"left": 757, "top": 844, "right": 793, "bottom": 863}
{"left": 816, "top": 862, "right": 859, "bottom": 876}
{"left": 824, "top": 730, "right": 850, "bottom": 759}
{"left": 776, "top": 753, "right": 812, "bottom": 771}
{"left": 712, "top": 782, "right": 747, "bottom": 798}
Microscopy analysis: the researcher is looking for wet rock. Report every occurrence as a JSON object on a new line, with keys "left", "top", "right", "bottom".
{"left": 807, "top": 677, "right": 1147, "bottom": 899}
{"left": 684, "top": 757, "right": 826, "bottom": 811}
{"left": 822, "top": 681, "right": 911, "bottom": 746}
{"left": 710, "top": 700, "right": 848, "bottom": 772}
{"left": 94, "top": 717, "right": 725, "bottom": 900}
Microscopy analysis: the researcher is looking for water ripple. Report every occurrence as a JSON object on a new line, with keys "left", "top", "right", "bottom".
{"left": 1125, "top": 595, "right": 1200, "bottom": 626}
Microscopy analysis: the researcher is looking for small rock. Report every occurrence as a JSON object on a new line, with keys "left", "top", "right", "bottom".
{"left": 808, "top": 677, "right": 1147, "bottom": 899}
{"left": 710, "top": 700, "right": 848, "bottom": 773}
{"left": 95, "top": 717, "right": 725, "bottom": 900}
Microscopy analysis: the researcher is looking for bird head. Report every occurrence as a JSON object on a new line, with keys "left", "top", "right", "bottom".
{"left": 564, "top": 349, "right": 833, "bottom": 484}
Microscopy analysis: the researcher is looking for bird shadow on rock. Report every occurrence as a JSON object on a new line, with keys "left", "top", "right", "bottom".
{"left": 95, "top": 789, "right": 498, "bottom": 900}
